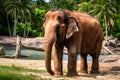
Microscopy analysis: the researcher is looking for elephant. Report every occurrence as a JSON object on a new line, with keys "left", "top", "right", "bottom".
{"left": 43, "top": 10, "right": 104, "bottom": 76}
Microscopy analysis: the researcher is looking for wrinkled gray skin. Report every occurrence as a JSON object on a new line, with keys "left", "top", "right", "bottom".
{"left": 43, "top": 10, "right": 103, "bottom": 76}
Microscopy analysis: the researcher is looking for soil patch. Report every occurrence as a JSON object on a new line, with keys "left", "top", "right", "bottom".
{"left": 0, "top": 57, "right": 120, "bottom": 80}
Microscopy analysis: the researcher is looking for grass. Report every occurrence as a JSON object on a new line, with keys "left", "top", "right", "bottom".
{"left": 0, "top": 65, "right": 49, "bottom": 80}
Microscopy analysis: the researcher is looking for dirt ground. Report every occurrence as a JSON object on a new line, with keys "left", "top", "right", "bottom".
{"left": 0, "top": 36, "right": 120, "bottom": 80}
{"left": 0, "top": 57, "right": 120, "bottom": 80}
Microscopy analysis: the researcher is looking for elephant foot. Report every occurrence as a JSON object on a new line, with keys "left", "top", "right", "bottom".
{"left": 67, "top": 71, "right": 78, "bottom": 76}
{"left": 48, "top": 70, "right": 54, "bottom": 75}
{"left": 90, "top": 70, "right": 100, "bottom": 74}
{"left": 54, "top": 71, "right": 63, "bottom": 76}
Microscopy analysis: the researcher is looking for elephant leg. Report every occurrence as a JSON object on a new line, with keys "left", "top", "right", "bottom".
{"left": 90, "top": 37, "right": 102, "bottom": 74}
{"left": 52, "top": 44, "right": 63, "bottom": 76}
{"left": 80, "top": 54, "right": 88, "bottom": 74}
{"left": 67, "top": 53, "right": 78, "bottom": 76}
{"left": 90, "top": 54, "right": 100, "bottom": 74}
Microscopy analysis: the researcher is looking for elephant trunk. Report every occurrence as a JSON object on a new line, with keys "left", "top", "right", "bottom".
{"left": 44, "top": 37, "right": 55, "bottom": 75}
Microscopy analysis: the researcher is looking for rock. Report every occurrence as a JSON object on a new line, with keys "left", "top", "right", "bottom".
{"left": 117, "top": 43, "right": 120, "bottom": 47}
{"left": 100, "top": 55, "right": 120, "bottom": 63}
{"left": 110, "top": 66, "right": 120, "bottom": 71}
{"left": 107, "top": 36, "right": 119, "bottom": 47}
{"left": 103, "top": 36, "right": 120, "bottom": 53}
{"left": 22, "top": 37, "right": 44, "bottom": 49}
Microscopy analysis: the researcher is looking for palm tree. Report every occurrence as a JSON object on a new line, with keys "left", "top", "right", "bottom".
{"left": 0, "top": 0, "right": 12, "bottom": 36}
{"left": 4, "top": 0, "right": 33, "bottom": 37}
{"left": 6, "top": 14, "right": 12, "bottom": 36}
{"left": 78, "top": 0, "right": 116, "bottom": 43}
{"left": 88, "top": 0, "right": 116, "bottom": 43}
{"left": 4, "top": 0, "right": 18, "bottom": 37}
{"left": 20, "top": 0, "right": 33, "bottom": 37}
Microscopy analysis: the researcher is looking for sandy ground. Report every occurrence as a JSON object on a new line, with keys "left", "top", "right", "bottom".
{"left": 0, "top": 58, "right": 120, "bottom": 80}
{"left": 0, "top": 36, "right": 120, "bottom": 79}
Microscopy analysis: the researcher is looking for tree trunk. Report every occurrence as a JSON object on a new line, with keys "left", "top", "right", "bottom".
{"left": 26, "top": 20, "right": 31, "bottom": 37}
{"left": 7, "top": 15, "right": 12, "bottom": 37}
{"left": 13, "top": 9, "right": 17, "bottom": 37}
{"left": 0, "top": 45, "right": 5, "bottom": 56}
{"left": 104, "top": 15, "right": 108, "bottom": 44}
{"left": 105, "top": 22, "right": 108, "bottom": 44}
{"left": 23, "top": 18, "right": 27, "bottom": 37}
{"left": 12, "top": 36, "right": 21, "bottom": 58}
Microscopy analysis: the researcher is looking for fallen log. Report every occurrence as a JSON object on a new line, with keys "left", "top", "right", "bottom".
{"left": 20, "top": 37, "right": 115, "bottom": 55}
{"left": 21, "top": 44, "right": 115, "bottom": 55}
{"left": 102, "top": 45, "right": 115, "bottom": 55}
{"left": 21, "top": 44, "right": 44, "bottom": 51}
{"left": 21, "top": 44, "right": 68, "bottom": 55}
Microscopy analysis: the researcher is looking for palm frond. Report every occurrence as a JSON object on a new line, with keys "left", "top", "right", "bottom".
{"left": 109, "top": 17, "right": 115, "bottom": 27}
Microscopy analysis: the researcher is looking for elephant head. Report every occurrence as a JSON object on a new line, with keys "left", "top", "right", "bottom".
{"left": 43, "top": 10, "right": 79, "bottom": 75}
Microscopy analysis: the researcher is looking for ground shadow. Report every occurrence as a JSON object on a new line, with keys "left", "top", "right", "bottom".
{"left": 43, "top": 66, "right": 120, "bottom": 79}
{"left": 76, "top": 66, "right": 120, "bottom": 79}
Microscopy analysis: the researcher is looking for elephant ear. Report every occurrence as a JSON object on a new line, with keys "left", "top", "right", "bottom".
{"left": 66, "top": 17, "right": 79, "bottom": 39}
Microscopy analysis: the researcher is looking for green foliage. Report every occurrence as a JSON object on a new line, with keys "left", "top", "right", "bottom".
{"left": 3, "top": 0, "right": 33, "bottom": 36}
{"left": 77, "top": 0, "right": 119, "bottom": 40}
{"left": 108, "top": 26, "right": 120, "bottom": 39}
{"left": 0, "top": 24, "right": 10, "bottom": 36}
{"left": 0, "top": 0, "right": 120, "bottom": 39}
{"left": 77, "top": 1, "right": 92, "bottom": 13}
{"left": 31, "top": 8, "right": 46, "bottom": 37}
{"left": 109, "top": 3, "right": 120, "bottom": 39}
{"left": 17, "top": 22, "right": 30, "bottom": 36}
{"left": 48, "top": 0, "right": 76, "bottom": 10}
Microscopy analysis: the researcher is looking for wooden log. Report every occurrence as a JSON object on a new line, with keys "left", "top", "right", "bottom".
{"left": 102, "top": 45, "right": 115, "bottom": 55}
{"left": 21, "top": 44, "right": 44, "bottom": 51}
{"left": 20, "top": 37, "right": 115, "bottom": 55}
{"left": 0, "top": 45, "right": 5, "bottom": 56}
{"left": 12, "top": 36, "right": 21, "bottom": 58}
